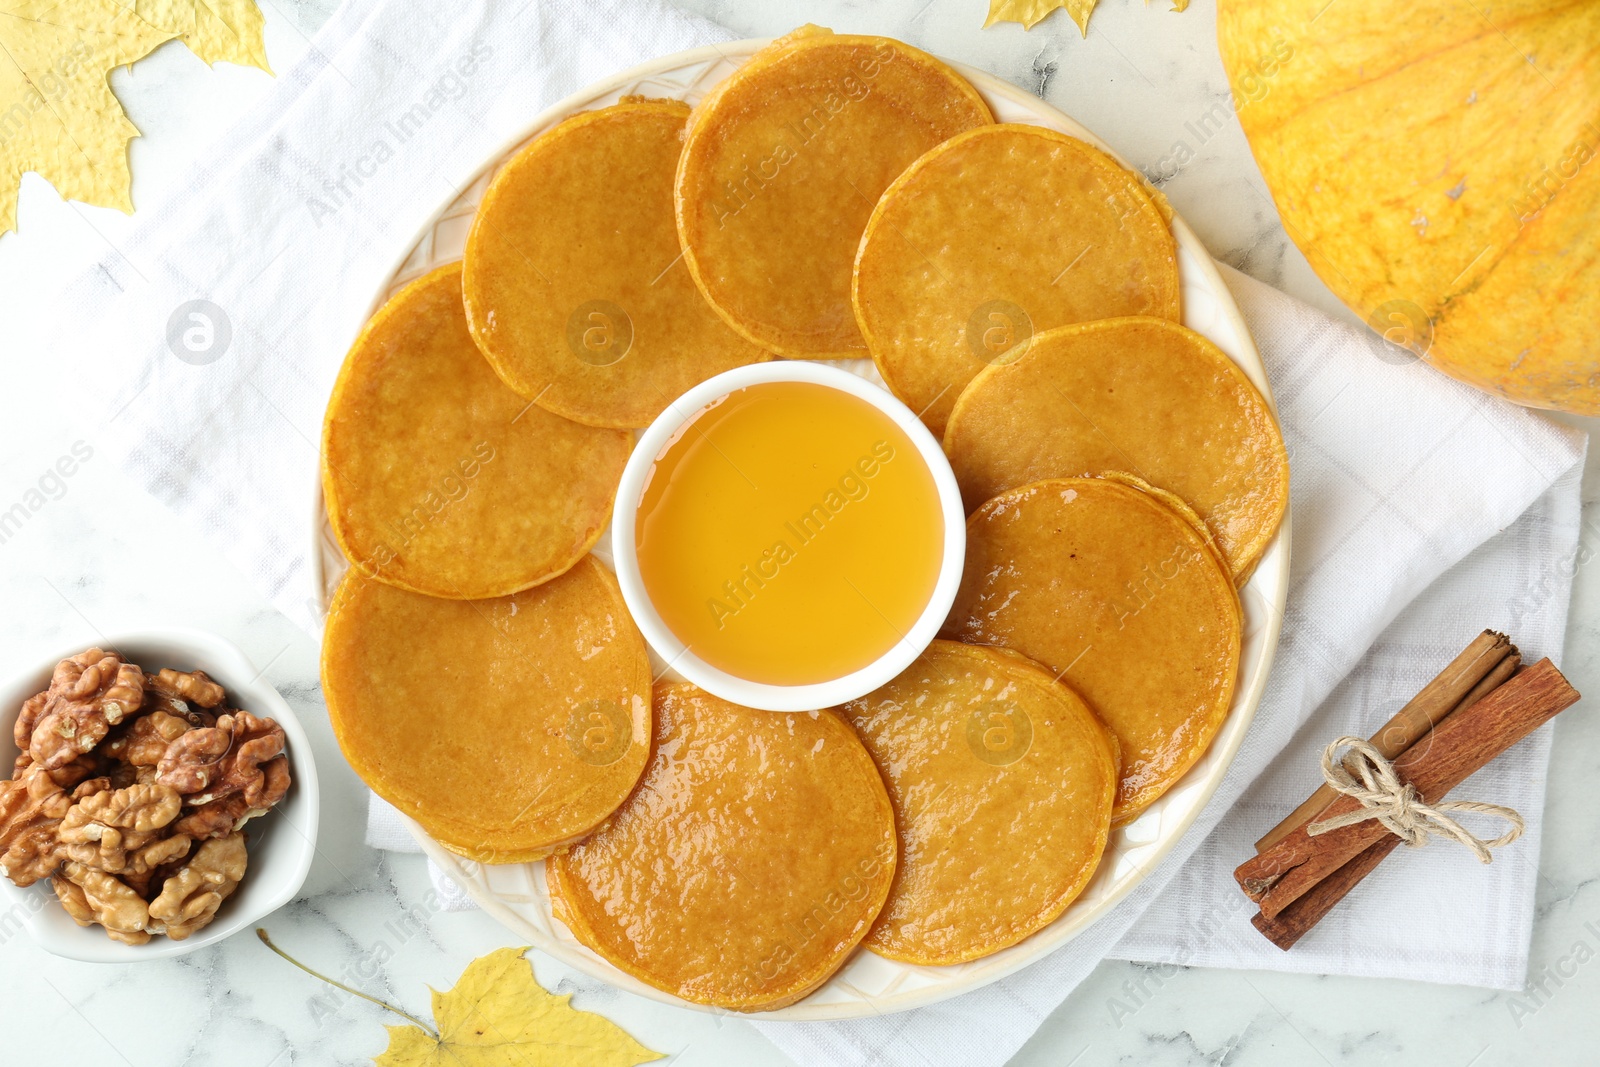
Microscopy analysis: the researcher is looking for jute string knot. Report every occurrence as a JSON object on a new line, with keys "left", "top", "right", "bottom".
{"left": 1305, "top": 736, "right": 1524, "bottom": 863}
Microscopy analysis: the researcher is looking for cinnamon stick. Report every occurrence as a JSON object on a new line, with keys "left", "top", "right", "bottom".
{"left": 1254, "top": 631, "right": 1515, "bottom": 852}
{"left": 1455, "top": 652, "right": 1521, "bottom": 714}
{"left": 1249, "top": 651, "right": 1523, "bottom": 948}
{"left": 1252, "top": 835, "right": 1402, "bottom": 949}
{"left": 1235, "top": 658, "right": 1579, "bottom": 921}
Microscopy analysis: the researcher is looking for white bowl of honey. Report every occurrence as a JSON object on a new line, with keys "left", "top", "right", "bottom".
{"left": 613, "top": 361, "right": 966, "bottom": 712}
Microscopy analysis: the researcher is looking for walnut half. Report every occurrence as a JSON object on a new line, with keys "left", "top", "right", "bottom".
{"left": 53, "top": 861, "right": 153, "bottom": 945}
{"left": 148, "top": 832, "right": 247, "bottom": 940}
{"left": 0, "top": 768, "right": 71, "bottom": 887}
{"left": 26, "top": 650, "right": 146, "bottom": 771}
{"left": 56, "top": 783, "right": 183, "bottom": 875}
{"left": 157, "top": 711, "right": 287, "bottom": 809}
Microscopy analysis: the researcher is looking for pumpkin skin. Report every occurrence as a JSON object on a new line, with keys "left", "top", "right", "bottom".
{"left": 1218, "top": 0, "right": 1600, "bottom": 415}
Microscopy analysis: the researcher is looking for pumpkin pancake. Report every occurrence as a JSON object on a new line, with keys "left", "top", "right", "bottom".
{"left": 855, "top": 124, "right": 1180, "bottom": 436}
{"left": 462, "top": 99, "right": 769, "bottom": 429}
{"left": 675, "top": 26, "right": 992, "bottom": 359}
{"left": 322, "top": 263, "right": 631, "bottom": 599}
{"left": 942, "top": 478, "right": 1240, "bottom": 825}
{"left": 839, "top": 641, "right": 1117, "bottom": 965}
{"left": 321, "top": 556, "right": 652, "bottom": 863}
{"left": 547, "top": 684, "right": 897, "bottom": 1011}
{"left": 943, "top": 317, "right": 1288, "bottom": 581}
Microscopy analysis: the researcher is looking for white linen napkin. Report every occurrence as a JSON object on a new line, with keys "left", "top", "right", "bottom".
{"left": 46, "top": 0, "right": 1586, "bottom": 1063}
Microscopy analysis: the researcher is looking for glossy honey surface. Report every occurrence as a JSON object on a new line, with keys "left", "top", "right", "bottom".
{"left": 635, "top": 380, "right": 943, "bottom": 686}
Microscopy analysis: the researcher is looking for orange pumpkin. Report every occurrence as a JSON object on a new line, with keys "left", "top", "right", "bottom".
{"left": 1219, "top": 0, "right": 1600, "bottom": 415}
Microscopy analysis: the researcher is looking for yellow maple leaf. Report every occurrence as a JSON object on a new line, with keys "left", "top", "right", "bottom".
{"left": 0, "top": 0, "right": 173, "bottom": 233}
{"left": 0, "top": 0, "right": 269, "bottom": 235}
{"left": 985, "top": 0, "right": 1189, "bottom": 36}
{"left": 136, "top": 0, "right": 271, "bottom": 72}
{"left": 375, "top": 947, "right": 664, "bottom": 1067}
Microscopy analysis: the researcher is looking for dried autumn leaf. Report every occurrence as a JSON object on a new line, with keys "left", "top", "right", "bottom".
{"left": 985, "top": 0, "right": 1189, "bottom": 36}
{"left": 136, "top": 0, "right": 271, "bottom": 71}
{"left": 0, "top": 0, "right": 172, "bottom": 234}
{"left": 986, "top": 0, "right": 1099, "bottom": 33}
{"left": 375, "top": 947, "right": 664, "bottom": 1067}
{"left": 0, "top": 0, "right": 270, "bottom": 235}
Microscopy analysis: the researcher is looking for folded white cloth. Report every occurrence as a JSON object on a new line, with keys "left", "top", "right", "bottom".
{"left": 47, "top": 0, "right": 1586, "bottom": 1063}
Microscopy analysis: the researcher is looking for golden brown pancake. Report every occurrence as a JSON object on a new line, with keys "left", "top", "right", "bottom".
{"left": 839, "top": 641, "right": 1117, "bottom": 964}
{"left": 462, "top": 99, "right": 769, "bottom": 429}
{"left": 321, "top": 556, "right": 651, "bottom": 863}
{"left": 322, "top": 263, "right": 631, "bottom": 599}
{"left": 548, "top": 684, "right": 897, "bottom": 1011}
{"left": 855, "top": 124, "right": 1180, "bottom": 435}
{"left": 943, "top": 317, "right": 1288, "bottom": 580}
{"left": 675, "top": 26, "right": 992, "bottom": 359}
{"left": 942, "top": 478, "right": 1240, "bottom": 825}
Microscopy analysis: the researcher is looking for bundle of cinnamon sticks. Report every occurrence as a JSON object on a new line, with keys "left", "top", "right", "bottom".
{"left": 1236, "top": 631, "right": 1581, "bottom": 949}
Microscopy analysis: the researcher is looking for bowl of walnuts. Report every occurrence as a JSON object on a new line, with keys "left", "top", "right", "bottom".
{"left": 0, "top": 629, "right": 318, "bottom": 961}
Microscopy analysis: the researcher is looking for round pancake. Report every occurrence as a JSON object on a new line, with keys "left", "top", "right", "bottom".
{"left": 855, "top": 123, "right": 1180, "bottom": 436}
{"left": 943, "top": 317, "right": 1288, "bottom": 580}
{"left": 942, "top": 478, "right": 1240, "bottom": 825}
{"left": 838, "top": 641, "right": 1117, "bottom": 965}
{"left": 463, "top": 99, "right": 770, "bottom": 429}
{"left": 321, "top": 556, "right": 652, "bottom": 863}
{"left": 675, "top": 27, "right": 992, "bottom": 359}
{"left": 322, "top": 263, "right": 631, "bottom": 599}
{"left": 547, "top": 684, "right": 897, "bottom": 1011}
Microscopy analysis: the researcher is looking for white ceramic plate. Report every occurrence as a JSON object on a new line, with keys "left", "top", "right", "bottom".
{"left": 310, "top": 40, "right": 1290, "bottom": 1020}
{"left": 0, "top": 629, "right": 320, "bottom": 962}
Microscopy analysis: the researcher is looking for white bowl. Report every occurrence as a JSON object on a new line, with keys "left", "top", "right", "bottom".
{"left": 0, "top": 629, "right": 319, "bottom": 962}
{"left": 611, "top": 360, "right": 967, "bottom": 712}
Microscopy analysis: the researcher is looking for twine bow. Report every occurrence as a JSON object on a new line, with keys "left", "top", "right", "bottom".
{"left": 1305, "top": 736, "right": 1524, "bottom": 863}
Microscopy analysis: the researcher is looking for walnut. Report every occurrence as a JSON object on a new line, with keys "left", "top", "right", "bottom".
{"left": 53, "top": 862, "right": 152, "bottom": 945}
{"left": 56, "top": 784, "right": 182, "bottom": 874}
{"left": 53, "top": 648, "right": 145, "bottom": 723}
{"left": 12, "top": 691, "right": 47, "bottom": 754}
{"left": 148, "top": 832, "right": 247, "bottom": 940}
{"left": 64, "top": 832, "right": 192, "bottom": 879}
{"left": 1, "top": 824, "right": 61, "bottom": 886}
{"left": 0, "top": 768, "right": 70, "bottom": 886}
{"left": 29, "top": 709, "right": 109, "bottom": 770}
{"left": 26, "top": 650, "right": 145, "bottom": 770}
{"left": 102, "top": 711, "right": 191, "bottom": 766}
{"left": 59, "top": 783, "right": 182, "bottom": 837}
{"left": 146, "top": 668, "right": 225, "bottom": 709}
{"left": 154, "top": 727, "right": 230, "bottom": 795}
{"left": 158, "top": 712, "right": 287, "bottom": 808}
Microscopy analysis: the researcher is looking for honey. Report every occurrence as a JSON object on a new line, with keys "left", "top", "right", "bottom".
{"left": 635, "top": 380, "right": 942, "bottom": 686}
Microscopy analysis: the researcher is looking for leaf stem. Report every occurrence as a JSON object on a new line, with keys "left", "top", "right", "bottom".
{"left": 256, "top": 927, "right": 439, "bottom": 1039}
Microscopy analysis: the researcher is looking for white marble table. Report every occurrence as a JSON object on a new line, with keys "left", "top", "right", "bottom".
{"left": 0, "top": 1, "right": 1595, "bottom": 1064}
